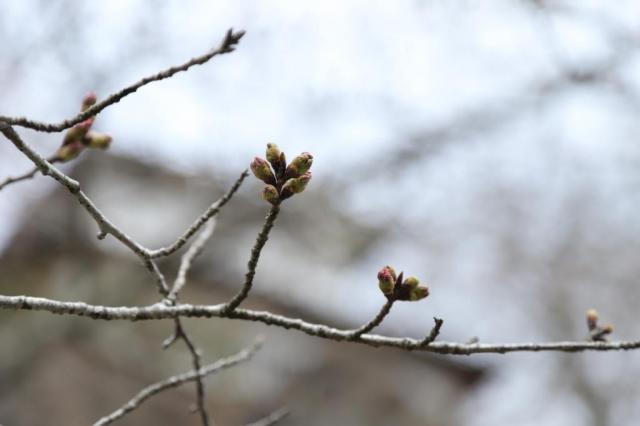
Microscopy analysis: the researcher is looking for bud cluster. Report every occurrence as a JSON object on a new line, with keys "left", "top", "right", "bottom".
{"left": 250, "top": 143, "right": 313, "bottom": 205}
{"left": 55, "top": 92, "right": 113, "bottom": 162}
{"left": 377, "top": 265, "right": 429, "bottom": 302}
{"left": 586, "top": 309, "right": 613, "bottom": 342}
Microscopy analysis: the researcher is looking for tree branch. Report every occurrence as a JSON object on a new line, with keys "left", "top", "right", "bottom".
{"left": 147, "top": 171, "right": 248, "bottom": 259}
{"left": 0, "top": 29, "right": 245, "bottom": 133}
{"left": 93, "top": 338, "right": 263, "bottom": 426}
{"left": 223, "top": 204, "right": 281, "bottom": 313}
{"left": 3, "top": 294, "right": 640, "bottom": 355}
{"left": 348, "top": 298, "right": 395, "bottom": 339}
{"left": 419, "top": 317, "right": 444, "bottom": 346}
{"left": 244, "top": 407, "right": 290, "bottom": 426}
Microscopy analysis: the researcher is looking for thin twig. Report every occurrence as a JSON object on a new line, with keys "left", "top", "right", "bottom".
{"left": 245, "top": 407, "right": 290, "bottom": 426}
{"left": 174, "top": 320, "right": 210, "bottom": 426}
{"left": 0, "top": 156, "right": 63, "bottom": 191}
{"left": 4, "top": 294, "right": 640, "bottom": 355}
{"left": 223, "top": 204, "right": 281, "bottom": 313}
{"left": 163, "top": 220, "right": 218, "bottom": 425}
{"left": 148, "top": 170, "right": 248, "bottom": 259}
{"left": 93, "top": 338, "right": 263, "bottom": 426}
{"left": 0, "top": 126, "right": 246, "bottom": 263}
{"left": 418, "top": 317, "right": 444, "bottom": 347}
{"left": 0, "top": 29, "right": 245, "bottom": 133}
{"left": 168, "top": 219, "right": 217, "bottom": 302}
{"left": 349, "top": 298, "right": 395, "bottom": 340}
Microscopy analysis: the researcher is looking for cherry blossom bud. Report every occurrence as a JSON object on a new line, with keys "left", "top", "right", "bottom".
{"left": 262, "top": 185, "right": 279, "bottom": 205}
{"left": 409, "top": 286, "right": 429, "bottom": 301}
{"left": 586, "top": 309, "right": 598, "bottom": 331}
{"left": 280, "top": 172, "right": 312, "bottom": 200}
{"left": 404, "top": 276, "right": 420, "bottom": 288}
{"left": 56, "top": 142, "right": 85, "bottom": 162}
{"left": 266, "top": 143, "right": 285, "bottom": 175}
{"left": 285, "top": 152, "right": 313, "bottom": 178}
{"left": 377, "top": 265, "right": 396, "bottom": 296}
{"left": 84, "top": 132, "right": 112, "bottom": 150}
{"left": 81, "top": 91, "right": 97, "bottom": 111}
{"left": 250, "top": 157, "right": 276, "bottom": 185}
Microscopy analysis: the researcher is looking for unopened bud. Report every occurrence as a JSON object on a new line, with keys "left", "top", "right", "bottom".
{"left": 377, "top": 265, "right": 396, "bottom": 296}
{"left": 81, "top": 91, "right": 97, "bottom": 111}
{"left": 404, "top": 276, "right": 420, "bottom": 288}
{"left": 250, "top": 157, "right": 276, "bottom": 185}
{"left": 84, "top": 132, "right": 112, "bottom": 150}
{"left": 285, "top": 152, "right": 313, "bottom": 178}
{"left": 266, "top": 143, "right": 285, "bottom": 175}
{"left": 262, "top": 185, "right": 280, "bottom": 205}
{"left": 280, "top": 172, "right": 312, "bottom": 200}
{"left": 56, "top": 142, "right": 85, "bottom": 162}
{"left": 586, "top": 309, "right": 598, "bottom": 331}
{"left": 61, "top": 117, "right": 94, "bottom": 149}
{"left": 409, "top": 286, "right": 429, "bottom": 301}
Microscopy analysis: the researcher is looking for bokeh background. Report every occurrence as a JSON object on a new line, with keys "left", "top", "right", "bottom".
{"left": 1, "top": 1, "right": 640, "bottom": 425}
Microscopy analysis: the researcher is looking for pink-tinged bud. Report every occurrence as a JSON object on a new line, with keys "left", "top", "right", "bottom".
{"left": 377, "top": 265, "right": 396, "bottom": 296}
{"left": 84, "top": 132, "right": 112, "bottom": 150}
{"left": 404, "top": 276, "right": 420, "bottom": 288}
{"left": 56, "top": 141, "right": 85, "bottom": 162}
{"left": 250, "top": 157, "right": 276, "bottom": 185}
{"left": 409, "top": 285, "right": 429, "bottom": 301}
{"left": 266, "top": 143, "right": 285, "bottom": 175}
{"left": 285, "top": 152, "right": 313, "bottom": 178}
{"left": 586, "top": 309, "right": 598, "bottom": 331}
{"left": 262, "top": 185, "right": 280, "bottom": 205}
{"left": 280, "top": 172, "right": 312, "bottom": 200}
{"left": 61, "top": 117, "right": 94, "bottom": 147}
{"left": 81, "top": 91, "right": 97, "bottom": 111}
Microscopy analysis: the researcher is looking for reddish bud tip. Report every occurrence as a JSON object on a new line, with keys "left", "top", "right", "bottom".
{"left": 250, "top": 157, "right": 276, "bottom": 185}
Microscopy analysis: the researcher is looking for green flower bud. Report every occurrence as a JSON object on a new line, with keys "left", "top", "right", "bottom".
{"left": 280, "top": 172, "right": 312, "bottom": 200}
{"left": 56, "top": 142, "right": 85, "bottom": 162}
{"left": 586, "top": 309, "right": 598, "bottom": 331}
{"left": 409, "top": 285, "right": 429, "bottom": 301}
{"left": 84, "top": 132, "right": 112, "bottom": 150}
{"left": 262, "top": 185, "right": 280, "bottom": 205}
{"left": 81, "top": 91, "right": 97, "bottom": 112}
{"left": 266, "top": 143, "right": 285, "bottom": 174}
{"left": 377, "top": 265, "right": 396, "bottom": 296}
{"left": 64, "top": 118, "right": 94, "bottom": 145}
{"left": 250, "top": 157, "right": 276, "bottom": 185}
{"left": 285, "top": 152, "right": 313, "bottom": 178}
{"left": 404, "top": 276, "right": 420, "bottom": 288}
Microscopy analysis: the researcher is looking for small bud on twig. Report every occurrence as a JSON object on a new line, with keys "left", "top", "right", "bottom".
{"left": 285, "top": 152, "right": 313, "bottom": 178}
{"left": 377, "top": 266, "right": 396, "bottom": 296}
{"left": 280, "top": 172, "right": 312, "bottom": 200}
{"left": 251, "top": 144, "right": 314, "bottom": 204}
{"left": 81, "top": 91, "right": 97, "bottom": 112}
{"left": 250, "top": 157, "right": 276, "bottom": 185}
{"left": 262, "top": 185, "right": 280, "bottom": 205}
{"left": 586, "top": 309, "right": 614, "bottom": 342}
{"left": 376, "top": 265, "right": 429, "bottom": 302}
{"left": 84, "top": 131, "right": 112, "bottom": 150}
{"left": 266, "top": 143, "right": 285, "bottom": 177}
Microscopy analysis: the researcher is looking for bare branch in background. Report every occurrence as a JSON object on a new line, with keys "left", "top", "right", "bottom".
{"left": 148, "top": 172, "right": 248, "bottom": 259}
{"left": 244, "top": 407, "right": 290, "bottom": 426}
{"left": 0, "top": 28, "right": 246, "bottom": 133}
{"left": 93, "top": 338, "right": 263, "bottom": 426}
